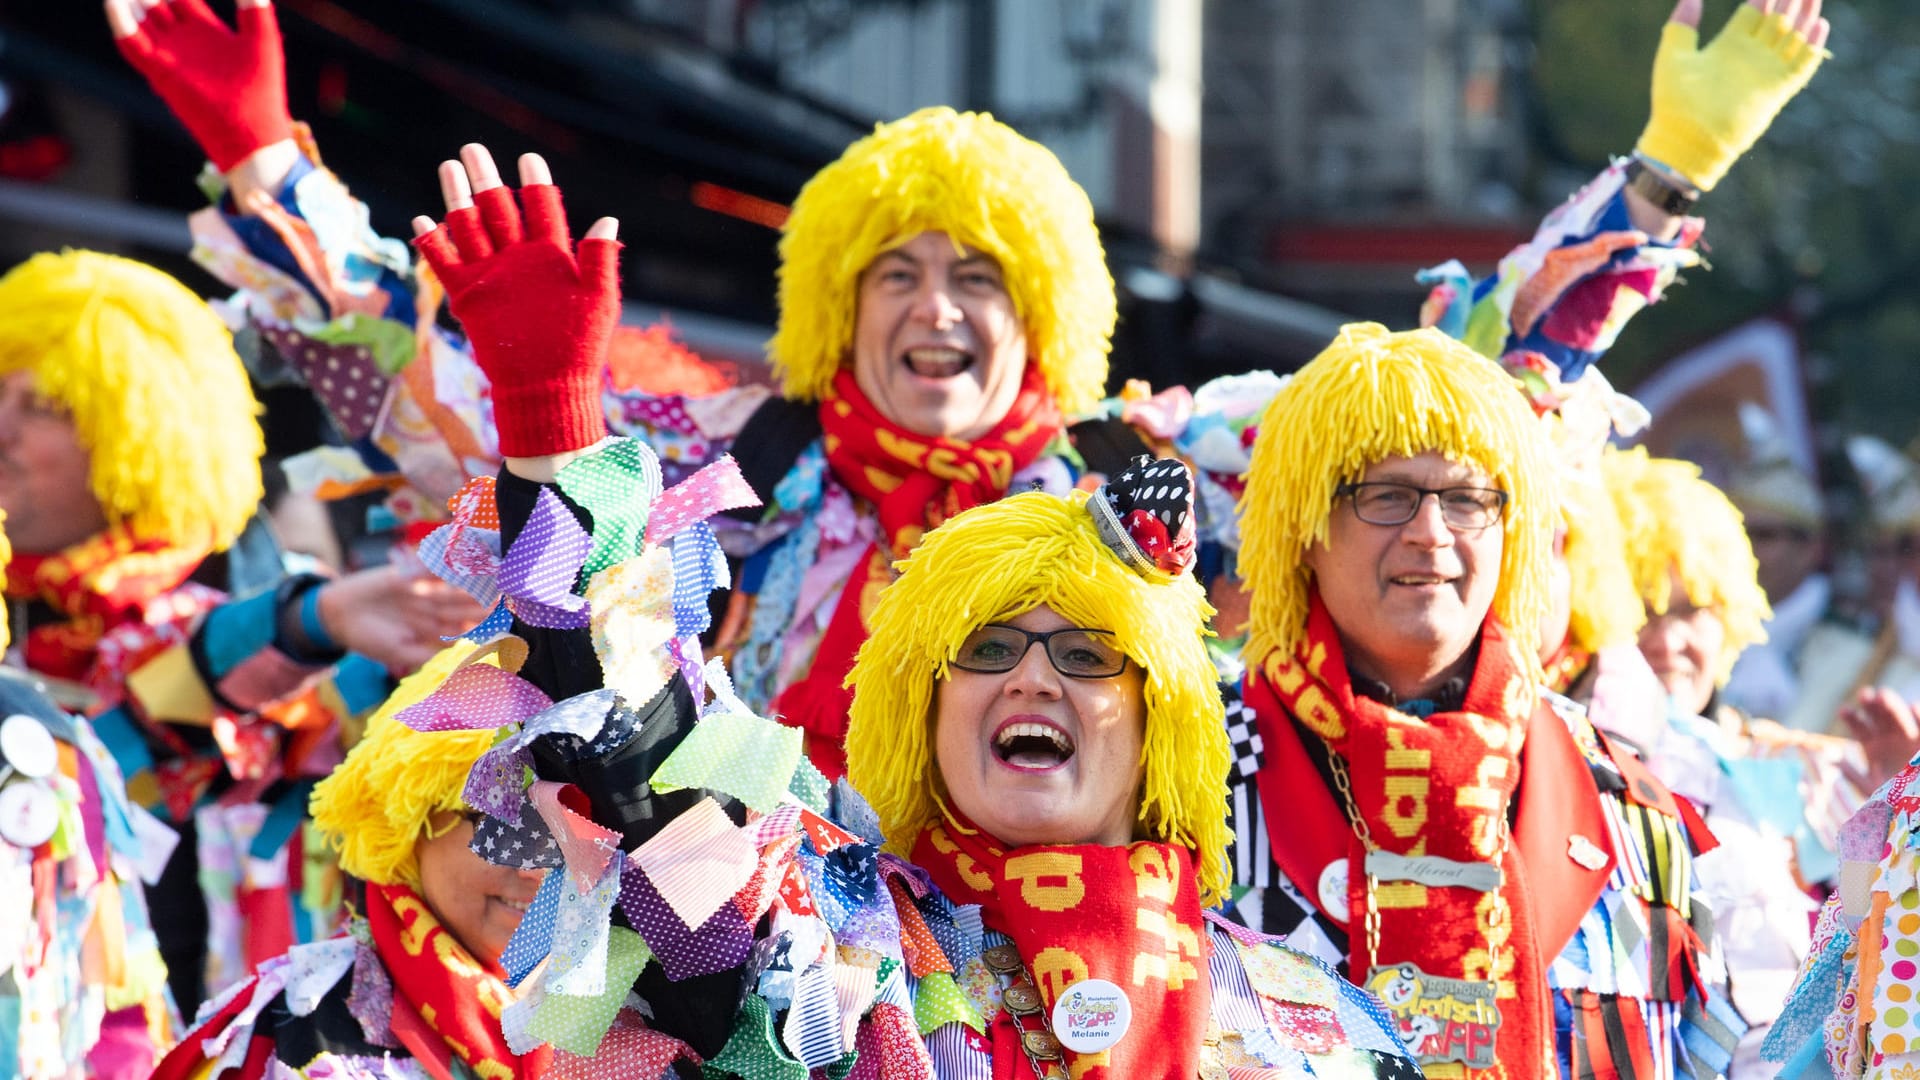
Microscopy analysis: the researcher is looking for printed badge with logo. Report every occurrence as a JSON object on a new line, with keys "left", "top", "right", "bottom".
{"left": 1364, "top": 962, "right": 1501, "bottom": 1069}
{"left": 1050, "top": 979, "right": 1132, "bottom": 1053}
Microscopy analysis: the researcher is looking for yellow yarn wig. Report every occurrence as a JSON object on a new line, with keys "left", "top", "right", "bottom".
{"left": 1559, "top": 475, "right": 1645, "bottom": 653}
{"left": 0, "top": 251, "right": 263, "bottom": 552}
{"left": 770, "top": 107, "right": 1115, "bottom": 416}
{"left": 844, "top": 490, "right": 1232, "bottom": 904}
{"left": 310, "top": 641, "right": 503, "bottom": 887}
{"left": 1239, "top": 323, "right": 1557, "bottom": 669}
{"left": 1603, "top": 446, "right": 1770, "bottom": 682}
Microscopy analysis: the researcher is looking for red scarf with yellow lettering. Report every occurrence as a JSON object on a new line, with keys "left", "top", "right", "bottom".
{"left": 3, "top": 523, "right": 209, "bottom": 684}
{"left": 912, "top": 809, "right": 1210, "bottom": 1080}
{"left": 1244, "top": 595, "right": 1548, "bottom": 1079}
{"left": 367, "top": 882, "right": 550, "bottom": 1079}
{"left": 778, "top": 368, "right": 1062, "bottom": 778}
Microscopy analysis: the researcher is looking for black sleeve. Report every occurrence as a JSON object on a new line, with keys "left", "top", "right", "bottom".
{"left": 491, "top": 464, "right": 747, "bottom": 1059}
{"left": 1067, "top": 416, "right": 1153, "bottom": 478}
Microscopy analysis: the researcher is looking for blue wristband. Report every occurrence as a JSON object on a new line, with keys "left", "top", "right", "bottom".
{"left": 299, "top": 582, "right": 339, "bottom": 654}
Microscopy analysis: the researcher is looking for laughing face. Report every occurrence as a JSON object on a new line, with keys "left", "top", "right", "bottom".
{"left": 932, "top": 605, "right": 1146, "bottom": 848}
{"left": 415, "top": 811, "right": 546, "bottom": 964}
{"left": 851, "top": 231, "right": 1030, "bottom": 441}
{"left": 1304, "top": 452, "right": 1504, "bottom": 698}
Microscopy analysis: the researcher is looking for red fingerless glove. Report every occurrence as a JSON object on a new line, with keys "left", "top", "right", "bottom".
{"left": 114, "top": 0, "right": 294, "bottom": 172}
{"left": 413, "top": 184, "right": 621, "bottom": 458}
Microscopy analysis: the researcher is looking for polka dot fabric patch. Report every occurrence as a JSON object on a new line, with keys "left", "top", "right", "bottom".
{"left": 263, "top": 325, "right": 392, "bottom": 440}
{"left": 1873, "top": 885, "right": 1920, "bottom": 1057}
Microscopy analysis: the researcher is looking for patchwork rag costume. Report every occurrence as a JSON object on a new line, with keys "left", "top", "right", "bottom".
{"left": 0, "top": 517, "right": 175, "bottom": 1079}
{"left": 0, "top": 252, "right": 393, "bottom": 1017}
{"left": 1765, "top": 759, "right": 1920, "bottom": 1079}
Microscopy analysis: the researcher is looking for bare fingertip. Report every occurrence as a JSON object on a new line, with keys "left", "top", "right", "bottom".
{"left": 411, "top": 216, "right": 436, "bottom": 237}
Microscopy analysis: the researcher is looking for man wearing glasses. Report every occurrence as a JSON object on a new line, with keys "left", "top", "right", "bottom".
{"left": 1232, "top": 324, "right": 1737, "bottom": 1078}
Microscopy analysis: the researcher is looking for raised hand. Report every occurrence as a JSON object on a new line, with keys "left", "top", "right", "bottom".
{"left": 410, "top": 145, "right": 620, "bottom": 462}
{"left": 1839, "top": 685, "right": 1920, "bottom": 793}
{"left": 315, "top": 565, "right": 492, "bottom": 676}
{"left": 106, "top": 0, "right": 293, "bottom": 172}
{"left": 1636, "top": 0, "right": 1830, "bottom": 193}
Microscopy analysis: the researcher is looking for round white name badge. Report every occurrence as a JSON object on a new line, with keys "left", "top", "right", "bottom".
{"left": 0, "top": 713, "right": 56, "bottom": 780}
{"left": 1050, "top": 978, "right": 1131, "bottom": 1053}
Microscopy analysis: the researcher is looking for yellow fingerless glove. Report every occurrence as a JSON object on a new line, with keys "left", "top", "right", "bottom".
{"left": 1635, "top": 5, "right": 1825, "bottom": 192}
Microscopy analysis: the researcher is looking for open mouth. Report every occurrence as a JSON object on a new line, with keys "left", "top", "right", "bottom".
{"left": 1388, "top": 574, "right": 1455, "bottom": 587}
{"left": 903, "top": 346, "right": 974, "bottom": 379}
{"left": 992, "top": 719, "right": 1075, "bottom": 771}
{"left": 494, "top": 896, "right": 532, "bottom": 914}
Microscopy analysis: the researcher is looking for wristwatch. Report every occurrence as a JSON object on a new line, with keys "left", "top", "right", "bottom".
{"left": 1625, "top": 157, "right": 1699, "bottom": 217}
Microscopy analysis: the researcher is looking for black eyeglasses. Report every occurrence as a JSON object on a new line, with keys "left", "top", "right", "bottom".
{"left": 951, "top": 624, "right": 1129, "bottom": 679}
{"left": 1335, "top": 481, "right": 1508, "bottom": 531}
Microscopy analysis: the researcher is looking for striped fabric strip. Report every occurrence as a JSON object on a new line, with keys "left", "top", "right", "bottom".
{"left": 1206, "top": 923, "right": 1271, "bottom": 1041}
{"left": 924, "top": 1022, "right": 991, "bottom": 1080}
{"left": 783, "top": 959, "right": 848, "bottom": 1067}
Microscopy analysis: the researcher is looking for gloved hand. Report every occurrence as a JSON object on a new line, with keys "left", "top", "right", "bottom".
{"left": 411, "top": 147, "right": 621, "bottom": 458}
{"left": 107, "top": 0, "right": 294, "bottom": 172}
{"left": 1635, "top": 0, "right": 1828, "bottom": 192}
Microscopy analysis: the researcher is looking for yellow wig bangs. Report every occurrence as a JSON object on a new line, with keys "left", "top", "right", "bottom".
{"left": 769, "top": 106, "right": 1115, "bottom": 416}
{"left": 310, "top": 641, "right": 503, "bottom": 887}
{"left": 844, "top": 490, "right": 1232, "bottom": 904}
{"left": 1239, "top": 323, "right": 1556, "bottom": 671}
{"left": 1559, "top": 475, "right": 1645, "bottom": 653}
{"left": 0, "top": 251, "right": 263, "bottom": 551}
{"left": 1603, "top": 447, "right": 1770, "bottom": 682}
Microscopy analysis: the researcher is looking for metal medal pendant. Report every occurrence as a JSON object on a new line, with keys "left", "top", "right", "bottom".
{"left": 1363, "top": 962, "right": 1502, "bottom": 1069}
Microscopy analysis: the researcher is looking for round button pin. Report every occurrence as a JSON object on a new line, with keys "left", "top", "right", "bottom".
{"left": 0, "top": 714, "right": 56, "bottom": 780}
{"left": 0, "top": 782, "right": 58, "bottom": 847}
{"left": 1317, "top": 859, "right": 1351, "bottom": 923}
{"left": 1050, "top": 978, "right": 1131, "bottom": 1054}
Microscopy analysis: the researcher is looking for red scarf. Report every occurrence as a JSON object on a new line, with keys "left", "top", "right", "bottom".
{"left": 1245, "top": 596, "right": 1549, "bottom": 1079}
{"left": 776, "top": 368, "right": 1062, "bottom": 778}
{"left": 3, "top": 523, "right": 209, "bottom": 684}
{"left": 912, "top": 812, "right": 1211, "bottom": 1080}
{"left": 366, "top": 882, "right": 550, "bottom": 1080}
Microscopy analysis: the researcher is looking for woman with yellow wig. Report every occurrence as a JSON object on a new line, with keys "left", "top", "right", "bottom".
{"left": 151, "top": 640, "right": 551, "bottom": 1080}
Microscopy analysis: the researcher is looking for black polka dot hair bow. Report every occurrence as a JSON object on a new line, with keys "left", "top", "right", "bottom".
{"left": 1088, "top": 455, "right": 1198, "bottom": 581}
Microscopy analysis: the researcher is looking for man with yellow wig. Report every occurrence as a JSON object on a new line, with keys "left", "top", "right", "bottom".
{"left": 1230, "top": 324, "right": 1741, "bottom": 1079}
{"left": 0, "top": 511, "right": 175, "bottom": 1079}
{"left": 0, "top": 250, "right": 481, "bottom": 1015}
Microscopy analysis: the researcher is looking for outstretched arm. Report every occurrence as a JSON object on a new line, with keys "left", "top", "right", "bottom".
{"left": 105, "top": 0, "right": 300, "bottom": 200}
